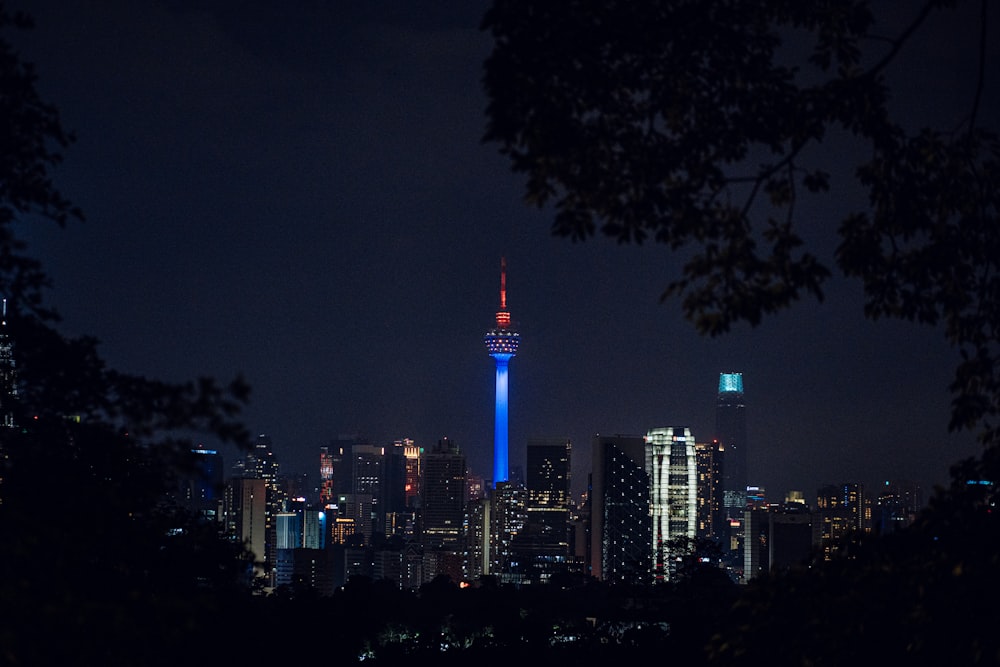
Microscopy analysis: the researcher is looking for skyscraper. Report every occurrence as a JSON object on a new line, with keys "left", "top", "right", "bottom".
{"left": 875, "top": 479, "right": 923, "bottom": 535}
{"left": 525, "top": 437, "right": 572, "bottom": 547}
{"left": 351, "top": 443, "right": 386, "bottom": 537}
{"left": 225, "top": 477, "right": 267, "bottom": 570}
{"left": 816, "top": 482, "right": 865, "bottom": 560}
{"left": 302, "top": 507, "right": 327, "bottom": 550}
{"left": 484, "top": 257, "right": 519, "bottom": 486}
{"left": 590, "top": 434, "right": 650, "bottom": 584}
{"left": 384, "top": 439, "right": 413, "bottom": 538}
{"left": 504, "top": 437, "right": 573, "bottom": 584}
{"left": 402, "top": 440, "right": 422, "bottom": 510}
{"left": 491, "top": 481, "right": 527, "bottom": 582}
{"left": 716, "top": 372, "right": 747, "bottom": 517}
{"left": 646, "top": 427, "right": 698, "bottom": 582}
{"left": 275, "top": 511, "right": 302, "bottom": 550}
{"left": 695, "top": 439, "right": 725, "bottom": 541}
{"left": 233, "top": 434, "right": 284, "bottom": 571}
{"left": 319, "top": 446, "right": 335, "bottom": 505}
{"left": 420, "top": 438, "right": 467, "bottom": 551}
{"left": 233, "top": 433, "right": 281, "bottom": 484}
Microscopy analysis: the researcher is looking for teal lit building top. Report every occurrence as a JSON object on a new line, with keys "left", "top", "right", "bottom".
{"left": 719, "top": 372, "right": 743, "bottom": 394}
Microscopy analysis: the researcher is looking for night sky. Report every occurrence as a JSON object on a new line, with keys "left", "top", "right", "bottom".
{"left": 12, "top": 1, "right": 995, "bottom": 501}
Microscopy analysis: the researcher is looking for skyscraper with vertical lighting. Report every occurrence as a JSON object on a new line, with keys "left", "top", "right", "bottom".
{"left": 716, "top": 372, "right": 747, "bottom": 517}
{"left": 646, "top": 427, "right": 698, "bottom": 582}
{"left": 484, "top": 257, "right": 519, "bottom": 486}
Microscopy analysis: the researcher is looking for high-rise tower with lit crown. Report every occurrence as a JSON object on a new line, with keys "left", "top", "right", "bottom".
{"left": 484, "top": 257, "right": 519, "bottom": 486}
{"left": 716, "top": 372, "right": 747, "bottom": 517}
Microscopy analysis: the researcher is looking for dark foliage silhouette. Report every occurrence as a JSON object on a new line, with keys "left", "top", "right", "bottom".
{"left": 0, "top": 4, "right": 253, "bottom": 663}
{"left": 482, "top": 0, "right": 1000, "bottom": 448}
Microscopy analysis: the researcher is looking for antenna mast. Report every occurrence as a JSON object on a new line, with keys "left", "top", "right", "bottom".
{"left": 500, "top": 257, "right": 507, "bottom": 310}
{"left": 495, "top": 257, "right": 511, "bottom": 329}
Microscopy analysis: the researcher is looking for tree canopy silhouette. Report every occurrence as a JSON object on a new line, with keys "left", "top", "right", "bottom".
{"left": 0, "top": 5, "right": 255, "bottom": 661}
{"left": 703, "top": 450, "right": 1000, "bottom": 665}
{"left": 481, "top": 0, "right": 1000, "bottom": 446}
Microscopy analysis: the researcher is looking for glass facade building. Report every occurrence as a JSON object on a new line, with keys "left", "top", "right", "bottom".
{"left": 590, "top": 434, "right": 650, "bottom": 584}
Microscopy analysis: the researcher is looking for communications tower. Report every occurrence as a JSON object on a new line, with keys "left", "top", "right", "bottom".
{"left": 484, "top": 257, "right": 519, "bottom": 486}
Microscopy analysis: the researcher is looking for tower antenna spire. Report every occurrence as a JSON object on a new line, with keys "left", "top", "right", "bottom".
{"left": 500, "top": 256, "right": 507, "bottom": 310}
{"left": 495, "top": 257, "right": 511, "bottom": 330}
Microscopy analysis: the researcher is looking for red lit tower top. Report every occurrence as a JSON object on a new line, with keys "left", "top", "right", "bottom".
{"left": 485, "top": 257, "right": 519, "bottom": 356}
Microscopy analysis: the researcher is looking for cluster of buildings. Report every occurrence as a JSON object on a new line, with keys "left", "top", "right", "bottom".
{"left": 0, "top": 268, "right": 929, "bottom": 596}
{"left": 179, "top": 426, "right": 923, "bottom": 594}
{"left": 178, "top": 434, "right": 574, "bottom": 593}
{"left": 175, "top": 262, "right": 926, "bottom": 594}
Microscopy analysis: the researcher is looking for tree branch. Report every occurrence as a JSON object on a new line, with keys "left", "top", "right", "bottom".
{"left": 864, "top": 0, "right": 938, "bottom": 80}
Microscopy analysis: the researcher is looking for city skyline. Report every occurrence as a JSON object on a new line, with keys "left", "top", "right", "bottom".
{"left": 223, "top": 380, "right": 937, "bottom": 507}
{"left": 12, "top": 1, "right": 990, "bottom": 501}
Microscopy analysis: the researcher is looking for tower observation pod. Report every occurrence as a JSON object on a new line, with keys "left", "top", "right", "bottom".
{"left": 484, "top": 257, "right": 519, "bottom": 486}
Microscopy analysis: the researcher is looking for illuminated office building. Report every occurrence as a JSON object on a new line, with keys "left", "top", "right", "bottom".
{"left": 274, "top": 523, "right": 335, "bottom": 597}
{"left": 420, "top": 438, "right": 467, "bottom": 551}
{"left": 225, "top": 477, "right": 267, "bottom": 572}
{"left": 466, "top": 496, "right": 491, "bottom": 580}
{"left": 816, "top": 482, "right": 865, "bottom": 560}
{"left": 330, "top": 517, "right": 357, "bottom": 545}
{"left": 646, "top": 427, "right": 697, "bottom": 582}
{"left": 875, "top": 479, "right": 923, "bottom": 535}
{"left": 696, "top": 439, "right": 725, "bottom": 541}
{"left": 484, "top": 257, "right": 519, "bottom": 486}
{"left": 275, "top": 512, "right": 302, "bottom": 550}
{"left": 352, "top": 443, "right": 386, "bottom": 537}
{"left": 232, "top": 434, "right": 284, "bottom": 570}
{"left": 335, "top": 493, "right": 373, "bottom": 545}
{"left": 517, "top": 437, "right": 572, "bottom": 577}
{"left": 491, "top": 481, "right": 527, "bottom": 582}
{"left": 382, "top": 439, "right": 415, "bottom": 538}
{"left": 403, "top": 440, "right": 422, "bottom": 509}
{"left": 319, "top": 446, "right": 335, "bottom": 505}
{"left": 302, "top": 507, "right": 326, "bottom": 550}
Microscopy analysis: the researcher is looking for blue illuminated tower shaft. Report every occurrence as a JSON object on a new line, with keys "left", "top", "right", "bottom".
{"left": 492, "top": 354, "right": 512, "bottom": 483}
{"left": 484, "top": 257, "right": 519, "bottom": 487}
